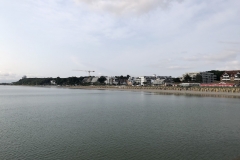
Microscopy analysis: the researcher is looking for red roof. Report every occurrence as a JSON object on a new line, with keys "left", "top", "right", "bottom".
{"left": 221, "top": 70, "right": 240, "bottom": 77}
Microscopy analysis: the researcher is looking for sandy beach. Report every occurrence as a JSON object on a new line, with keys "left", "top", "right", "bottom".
{"left": 68, "top": 86, "right": 240, "bottom": 98}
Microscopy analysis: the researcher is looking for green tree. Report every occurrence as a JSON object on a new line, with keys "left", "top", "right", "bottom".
{"left": 173, "top": 78, "right": 181, "bottom": 83}
{"left": 98, "top": 76, "right": 107, "bottom": 84}
{"left": 56, "top": 77, "right": 61, "bottom": 85}
{"left": 195, "top": 74, "right": 202, "bottom": 83}
{"left": 184, "top": 74, "right": 192, "bottom": 82}
{"left": 207, "top": 70, "right": 224, "bottom": 81}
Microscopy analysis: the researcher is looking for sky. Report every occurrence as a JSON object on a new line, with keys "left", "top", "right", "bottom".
{"left": 0, "top": 0, "right": 240, "bottom": 82}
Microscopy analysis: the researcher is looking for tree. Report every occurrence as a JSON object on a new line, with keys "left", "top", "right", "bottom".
{"left": 173, "top": 78, "right": 181, "bottom": 83}
{"left": 56, "top": 77, "right": 61, "bottom": 85}
{"left": 207, "top": 70, "right": 224, "bottom": 81}
{"left": 195, "top": 74, "right": 202, "bottom": 83}
{"left": 184, "top": 74, "right": 192, "bottom": 82}
{"left": 115, "top": 75, "right": 130, "bottom": 85}
{"left": 143, "top": 82, "right": 147, "bottom": 85}
{"left": 98, "top": 76, "right": 107, "bottom": 84}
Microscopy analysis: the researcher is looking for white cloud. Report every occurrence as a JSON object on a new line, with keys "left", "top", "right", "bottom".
{"left": 167, "top": 66, "right": 190, "bottom": 70}
{"left": 74, "top": 0, "right": 183, "bottom": 14}
{"left": 203, "top": 51, "right": 239, "bottom": 62}
{"left": 0, "top": 71, "right": 18, "bottom": 83}
{"left": 219, "top": 41, "right": 240, "bottom": 45}
{"left": 183, "top": 51, "right": 239, "bottom": 62}
{"left": 183, "top": 56, "right": 199, "bottom": 61}
{"left": 217, "top": 61, "right": 240, "bottom": 70}
{"left": 0, "top": 71, "right": 16, "bottom": 77}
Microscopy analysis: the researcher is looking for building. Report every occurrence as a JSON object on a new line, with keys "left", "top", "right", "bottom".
{"left": 137, "top": 76, "right": 156, "bottom": 86}
{"left": 181, "top": 72, "right": 216, "bottom": 83}
{"left": 152, "top": 76, "right": 173, "bottom": 86}
{"left": 50, "top": 80, "right": 56, "bottom": 85}
{"left": 91, "top": 77, "right": 99, "bottom": 83}
{"left": 131, "top": 76, "right": 172, "bottom": 86}
{"left": 82, "top": 77, "right": 92, "bottom": 83}
{"left": 138, "top": 76, "right": 147, "bottom": 86}
{"left": 221, "top": 70, "right": 240, "bottom": 82}
{"left": 106, "top": 77, "right": 118, "bottom": 85}
{"left": 200, "top": 72, "right": 216, "bottom": 83}
{"left": 181, "top": 72, "right": 199, "bottom": 81}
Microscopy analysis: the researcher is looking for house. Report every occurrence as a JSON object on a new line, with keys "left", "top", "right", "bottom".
{"left": 91, "top": 77, "right": 99, "bottom": 83}
{"left": 132, "top": 76, "right": 172, "bottom": 86}
{"left": 82, "top": 77, "right": 92, "bottom": 83}
{"left": 50, "top": 80, "right": 56, "bottom": 85}
{"left": 181, "top": 72, "right": 199, "bottom": 81}
{"left": 107, "top": 77, "right": 118, "bottom": 85}
{"left": 136, "top": 76, "right": 156, "bottom": 86}
{"left": 152, "top": 76, "right": 173, "bottom": 86}
{"left": 114, "top": 76, "right": 129, "bottom": 85}
{"left": 221, "top": 70, "right": 240, "bottom": 82}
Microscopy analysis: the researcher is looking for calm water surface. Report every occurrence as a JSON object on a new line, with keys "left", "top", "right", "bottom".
{"left": 0, "top": 86, "right": 240, "bottom": 160}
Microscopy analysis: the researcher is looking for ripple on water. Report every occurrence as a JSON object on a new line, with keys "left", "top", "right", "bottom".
{"left": 0, "top": 86, "right": 240, "bottom": 160}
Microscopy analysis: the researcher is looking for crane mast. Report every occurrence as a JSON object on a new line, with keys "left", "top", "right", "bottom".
{"left": 73, "top": 70, "right": 95, "bottom": 76}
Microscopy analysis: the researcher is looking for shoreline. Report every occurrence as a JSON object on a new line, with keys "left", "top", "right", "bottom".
{"left": 68, "top": 86, "right": 240, "bottom": 98}
{"left": 5, "top": 85, "right": 240, "bottom": 98}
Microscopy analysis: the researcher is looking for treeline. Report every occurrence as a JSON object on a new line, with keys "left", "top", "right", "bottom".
{"left": 13, "top": 76, "right": 106, "bottom": 86}
{"left": 14, "top": 78, "right": 54, "bottom": 85}
{"left": 0, "top": 83, "right": 12, "bottom": 85}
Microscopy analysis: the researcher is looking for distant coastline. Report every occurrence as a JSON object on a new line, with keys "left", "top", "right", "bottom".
{"left": 5, "top": 85, "right": 240, "bottom": 98}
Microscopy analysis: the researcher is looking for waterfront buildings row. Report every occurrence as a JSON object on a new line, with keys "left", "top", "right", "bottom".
{"left": 221, "top": 70, "right": 240, "bottom": 81}
{"left": 47, "top": 70, "right": 240, "bottom": 86}
{"left": 105, "top": 75, "right": 173, "bottom": 86}
{"left": 180, "top": 72, "right": 216, "bottom": 83}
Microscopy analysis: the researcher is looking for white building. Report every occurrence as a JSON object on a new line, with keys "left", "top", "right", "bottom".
{"left": 132, "top": 76, "right": 172, "bottom": 86}
{"left": 138, "top": 76, "right": 147, "bottom": 86}
{"left": 106, "top": 77, "right": 118, "bottom": 85}
{"left": 152, "top": 76, "right": 173, "bottom": 86}
{"left": 50, "top": 80, "right": 56, "bottom": 85}
{"left": 91, "top": 77, "right": 99, "bottom": 83}
{"left": 181, "top": 72, "right": 199, "bottom": 81}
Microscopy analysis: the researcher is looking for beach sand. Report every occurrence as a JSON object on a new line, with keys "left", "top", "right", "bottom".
{"left": 68, "top": 86, "right": 240, "bottom": 98}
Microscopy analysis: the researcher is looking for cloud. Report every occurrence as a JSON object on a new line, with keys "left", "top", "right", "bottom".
{"left": 167, "top": 66, "right": 190, "bottom": 70}
{"left": 203, "top": 51, "right": 239, "bottom": 62}
{"left": 0, "top": 71, "right": 18, "bottom": 83}
{"left": 183, "top": 51, "right": 239, "bottom": 62}
{"left": 0, "top": 72, "right": 16, "bottom": 77}
{"left": 217, "top": 60, "right": 240, "bottom": 70}
{"left": 183, "top": 56, "right": 199, "bottom": 61}
{"left": 219, "top": 41, "right": 240, "bottom": 45}
{"left": 74, "top": 0, "right": 183, "bottom": 14}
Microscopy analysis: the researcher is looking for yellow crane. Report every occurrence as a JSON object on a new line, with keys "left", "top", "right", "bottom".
{"left": 73, "top": 70, "right": 95, "bottom": 76}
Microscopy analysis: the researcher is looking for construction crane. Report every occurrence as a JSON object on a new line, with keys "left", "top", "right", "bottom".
{"left": 73, "top": 70, "right": 95, "bottom": 76}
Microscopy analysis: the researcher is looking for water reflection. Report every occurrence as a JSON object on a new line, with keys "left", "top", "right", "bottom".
{"left": 153, "top": 92, "right": 240, "bottom": 99}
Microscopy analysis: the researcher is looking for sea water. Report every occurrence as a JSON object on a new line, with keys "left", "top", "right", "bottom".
{"left": 0, "top": 86, "right": 240, "bottom": 160}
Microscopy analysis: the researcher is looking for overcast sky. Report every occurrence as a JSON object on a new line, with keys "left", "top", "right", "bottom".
{"left": 0, "top": 0, "right": 240, "bottom": 82}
